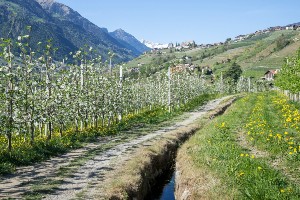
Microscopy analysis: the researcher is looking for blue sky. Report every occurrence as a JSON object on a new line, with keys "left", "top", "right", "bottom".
{"left": 56, "top": 0, "right": 300, "bottom": 44}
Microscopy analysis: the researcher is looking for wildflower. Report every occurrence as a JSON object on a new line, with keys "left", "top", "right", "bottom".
{"left": 280, "top": 189, "right": 285, "bottom": 193}
{"left": 257, "top": 166, "right": 262, "bottom": 170}
{"left": 251, "top": 155, "right": 255, "bottom": 159}
{"left": 240, "top": 153, "right": 244, "bottom": 157}
{"left": 220, "top": 122, "right": 225, "bottom": 128}
{"left": 238, "top": 172, "right": 245, "bottom": 177}
{"left": 276, "top": 134, "right": 282, "bottom": 140}
{"left": 284, "top": 131, "right": 288, "bottom": 135}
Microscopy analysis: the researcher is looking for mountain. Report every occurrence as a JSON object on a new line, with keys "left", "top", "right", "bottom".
{"left": 0, "top": 0, "right": 141, "bottom": 62}
{"left": 141, "top": 39, "right": 169, "bottom": 49}
{"left": 110, "top": 29, "right": 150, "bottom": 54}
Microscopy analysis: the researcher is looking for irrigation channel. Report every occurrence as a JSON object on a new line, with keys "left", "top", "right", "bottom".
{"left": 138, "top": 97, "right": 235, "bottom": 200}
{"left": 145, "top": 168, "right": 176, "bottom": 199}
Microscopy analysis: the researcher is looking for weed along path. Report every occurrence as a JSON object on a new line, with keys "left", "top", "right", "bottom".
{"left": 0, "top": 96, "right": 232, "bottom": 199}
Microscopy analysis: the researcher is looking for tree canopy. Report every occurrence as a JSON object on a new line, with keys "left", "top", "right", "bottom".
{"left": 224, "top": 62, "right": 243, "bottom": 83}
{"left": 275, "top": 48, "right": 300, "bottom": 94}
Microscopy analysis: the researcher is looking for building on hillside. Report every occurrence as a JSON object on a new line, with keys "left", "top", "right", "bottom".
{"left": 130, "top": 67, "right": 140, "bottom": 73}
{"left": 263, "top": 69, "right": 279, "bottom": 81}
{"left": 175, "top": 46, "right": 183, "bottom": 51}
{"left": 181, "top": 40, "right": 196, "bottom": 49}
{"left": 168, "top": 43, "right": 174, "bottom": 49}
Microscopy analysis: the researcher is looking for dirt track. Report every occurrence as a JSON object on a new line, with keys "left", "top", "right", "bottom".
{"left": 0, "top": 97, "right": 229, "bottom": 199}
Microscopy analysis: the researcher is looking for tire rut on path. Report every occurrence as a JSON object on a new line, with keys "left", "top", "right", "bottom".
{"left": 0, "top": 97, "right": 229, "bottom": 200}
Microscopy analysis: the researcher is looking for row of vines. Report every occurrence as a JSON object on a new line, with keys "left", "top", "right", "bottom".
{"left": 0, "top": 34, "right": 218, "bottom": 153}
{"left": 275, "top": 48, "right": 300, "bottom": 101}
{"left": 0, "top": 33, "right": 267, "bottom": 156}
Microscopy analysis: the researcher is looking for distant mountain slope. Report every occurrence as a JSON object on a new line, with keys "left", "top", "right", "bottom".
{"left": 110, "top": 29, "right": 150, "bottom": 53}
{"left": 0, "top": 0, "right": 140, "bottom": 62}
{"left": 124, "top": 29, "right": 300, "bottom": 79}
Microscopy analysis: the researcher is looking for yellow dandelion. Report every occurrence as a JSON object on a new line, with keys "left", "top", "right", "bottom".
{"left": 239, "top": 172, "right": 245, "bottom": 177}
{"left": 221, "top": 122, "right": 225, "bottom": 128}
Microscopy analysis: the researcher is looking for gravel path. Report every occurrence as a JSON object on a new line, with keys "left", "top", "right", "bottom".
{"left": 0, "top": 97, "right": 228, "bottom": 199}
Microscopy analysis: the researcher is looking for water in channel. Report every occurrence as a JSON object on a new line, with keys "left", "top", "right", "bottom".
{"left": 146, "top": 170, "right": 175, "bottom": 200}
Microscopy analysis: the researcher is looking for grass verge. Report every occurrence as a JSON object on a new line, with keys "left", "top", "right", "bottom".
{"left": 176, "top": 92, "right": 300, "bottom": 199}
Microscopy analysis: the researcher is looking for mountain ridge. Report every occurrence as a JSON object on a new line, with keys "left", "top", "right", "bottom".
{"left": 0, "top": 0, "right": 146, "bottom": 62}
{"left": 109, "top": 28, "right": 150, "bottom": 54}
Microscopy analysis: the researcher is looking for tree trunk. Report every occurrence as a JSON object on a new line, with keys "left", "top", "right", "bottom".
{"left": 47, "top": 121, "right": 52, "bottom": 140}
{"left": 7, "top": 88, "right": 13, "bottom": 151}
{"left": 84, "top": 112, "right": 88, "bottom": 129}
{"left": 7, "top": 132, "right": 12, "bottom": 152}
{"left": 75, "top": 119, "right": 79, "bottom": 132}
{"left": 80, "top": 120, "right": 83, "bottom": 131}
{"left": 95, "top": 115, "right": 98, "bottom": 129}
{"left": 59, "top": 123, "right": 63, "bottom": 137}
{"left": 101, "top": 113, "right": 105, "bottom": 128}
{"left": 39, "top": 123, "right": 42, "bottom": 137}
{"left": 30, "top": 120, "right": 35, "bottom": 145}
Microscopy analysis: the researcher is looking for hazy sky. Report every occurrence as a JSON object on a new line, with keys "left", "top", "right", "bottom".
{"left": 56, "top": 0, "right": 300, "bottom": 44}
